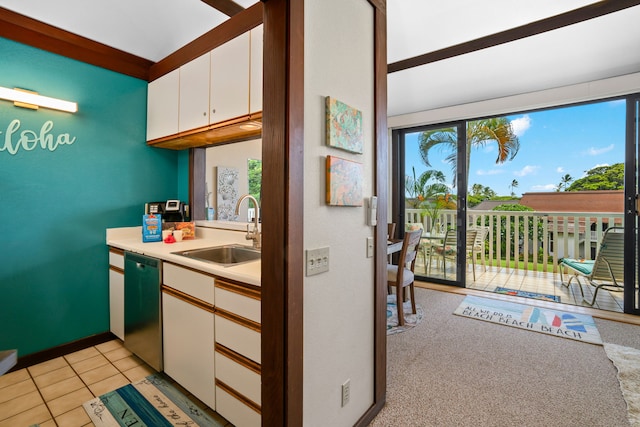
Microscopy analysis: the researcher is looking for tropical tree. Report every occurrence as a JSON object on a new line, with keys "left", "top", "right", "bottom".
{"left": 248, "top": 159, "right": 262, "bottom": 201}
{"left": 418, "top": 117, "right": 520, "bottom": 187}
{"left": 468, "top": 183, "right": 497, "bottom": 207}
{"left": 555, "top": 174, "right": 573, "bottom": 192}
{"left": 405, "top": 166, "right": 449, "bottom": 209}
{"left": 566, "top": 163, "right": 623, "bottom": 191}
{"left": 509, "top": 179, "right": 519, "bottom": 197}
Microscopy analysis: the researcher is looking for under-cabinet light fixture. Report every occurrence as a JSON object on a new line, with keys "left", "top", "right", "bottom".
{"left": 239, "top": 121, "right": 262, "bottom": 131}
{"left": 0, "top": 86, "right": 77, "bottom": 113}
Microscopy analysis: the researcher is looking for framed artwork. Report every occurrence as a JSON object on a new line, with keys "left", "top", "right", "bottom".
{"left": 325, "top": 96, "right": 363, "bottom": 154}
{"left": 216, "top": 166, "right": 239, "bottom": 220}
{"left": 326, "top": 155, "right": 363, "bottom": 206}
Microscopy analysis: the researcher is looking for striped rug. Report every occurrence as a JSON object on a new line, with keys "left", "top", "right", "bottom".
{"left": 83, "top": 374, "right": 222, "bottom": 426}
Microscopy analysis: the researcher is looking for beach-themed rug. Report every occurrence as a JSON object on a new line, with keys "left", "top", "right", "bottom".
{"left": 453, "top": 295, "right": 602, "bottom": 345}
{"left": 387, "top": 293, "right": 424, "bottom": 335}
{"left": 494, "top": 287, "right": 561, "bottom": 303}
{"left": 83, "top": 373, "right": 221, "bottom": 426}
{"left": 604, "top": 343, "right": 640, "bottom": 426}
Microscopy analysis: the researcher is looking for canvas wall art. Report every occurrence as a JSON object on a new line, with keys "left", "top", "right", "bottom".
{"left": 325, "top": 96, "right": 363, "bottom": 154}
{"left": 326, "top": 155, "right": 363, "bottom": 206}
{"left": 216, "top": 166, "right": 239, "bottom": 220}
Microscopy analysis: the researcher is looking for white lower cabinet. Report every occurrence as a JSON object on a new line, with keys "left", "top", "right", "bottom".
{"left": 216, "top": 385, "right": 261, "bottom": 427}
{"left": 108, "top": 249, "right": 124, "bottom": 340}
{"left": 214, "top": 279, "right": 262, "bottom": 426}
{"left": 162, "top": 291, "right": 215, "bottom": 409}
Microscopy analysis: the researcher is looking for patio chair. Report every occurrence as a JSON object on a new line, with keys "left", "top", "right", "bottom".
{"left": 559, "top": 227, "right": 624, "bottom": 306}
{"left": 469, "top": 226, "right": 489, "bottom": 272}
{"left": 429, "top": 228, "right": 479, "bottom": 280}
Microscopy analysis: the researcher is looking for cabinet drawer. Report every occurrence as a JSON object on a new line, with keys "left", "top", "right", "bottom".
{"left": 163, "top": 263, "right": 214, "bottom": 305}
{"left": 215, "top": 348, "right": 261, "bottom": 405}
{"left": 215, "top": 386, "right": 260, "bottom": 427}
{"left": 215, "top": 280, "right": 261, "bottom": 324}
{"left": 215, "top": 313, "right": 260, "bottom": 363}
{"left": 108, "top": 249, "right": 124, "bottom": 270}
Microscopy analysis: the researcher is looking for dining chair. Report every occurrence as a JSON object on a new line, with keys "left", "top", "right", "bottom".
{"left": 405, "top": 222, "right": 428, "bottom": 271}
{"left": 429, "top": 229, "right": 479, "bottom": 281}
{"left": 387, "top": 229, "right": 422, "bottom": 326}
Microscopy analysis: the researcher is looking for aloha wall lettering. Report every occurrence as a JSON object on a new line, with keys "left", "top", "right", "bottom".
{"left": 0, "top": 119, "right": 77, "bottom": 155}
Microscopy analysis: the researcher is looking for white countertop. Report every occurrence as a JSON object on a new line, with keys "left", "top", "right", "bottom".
{"left": 107, "top": 226, "right": 261, "bottom": 286}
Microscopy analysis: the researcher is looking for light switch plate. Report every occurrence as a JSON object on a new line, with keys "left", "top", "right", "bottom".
{"left": 306, "top": 247, "right": 330, "bottom": 276}
{"left": 366, "top": 237, "right": 374, "bottom": 258}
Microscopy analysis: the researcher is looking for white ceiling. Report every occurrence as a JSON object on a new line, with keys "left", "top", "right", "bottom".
{"left": 388, "top": 4, "right": 640, "bottom": 117}
{"left": 2, "top": 0, "right": 639, "bottom": 119}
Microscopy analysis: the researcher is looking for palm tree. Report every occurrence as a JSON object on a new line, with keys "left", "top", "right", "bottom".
{"left": 405, "top": 166, "right": 449, "bottom": 208}
{"left": 418, "top": 117, "right": 520, "bottom": 187}
{"left": 556, "top": 173, "right": 573, "bottom": 192}
{"left": 510, "top": 179, "right": 519, "bottom": 197}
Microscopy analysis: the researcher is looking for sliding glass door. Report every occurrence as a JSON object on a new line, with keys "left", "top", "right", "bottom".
{"left": 394, "top": 122, "right": 467, "bottom": 286}
{"left": 625, "top": 95, "right": 640, "bottom": 315}
{"left": 392, "top": 94, "right": 640, "bottom": 314}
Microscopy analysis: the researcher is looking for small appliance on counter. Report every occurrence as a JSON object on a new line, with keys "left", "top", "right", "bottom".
{"left": 145, "top": 200, "right": 189, "bottom": 222}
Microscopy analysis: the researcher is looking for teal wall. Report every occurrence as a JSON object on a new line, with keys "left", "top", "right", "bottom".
{"left": 0, "top": 37, "right": 182, "bottom": 356}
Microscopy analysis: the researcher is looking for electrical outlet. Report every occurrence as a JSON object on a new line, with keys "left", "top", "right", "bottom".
{"left": 306, "top": 247, "right": 330, "bottom": 276}
{"left": 366, "top": 237, "right": 374, "bottom": 258}
{"left": 342, "top": 379, "right": 351, "bottom": 407}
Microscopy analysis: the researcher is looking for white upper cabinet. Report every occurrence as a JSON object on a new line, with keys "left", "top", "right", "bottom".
{"left": 179, "top": 53, "right": 211, "bottom": 132}
{"left": 147, "top": 68, "right": 179, "bottom": 140}
{"left": 147, "top": 28, "right": 263, "bottom": 143}
{"left": 249, "top": 24, "right": 263, "bottom": 115}
{"left": 210, "top": 32, "right": 250, "bottom": 123}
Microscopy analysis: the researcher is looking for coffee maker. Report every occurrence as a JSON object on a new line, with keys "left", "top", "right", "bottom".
{"left": 145, "top": 200, "right": 189, "bottom": 222}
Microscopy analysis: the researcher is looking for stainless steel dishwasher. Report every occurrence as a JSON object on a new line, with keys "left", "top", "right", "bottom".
{"left": 124, "top": 252, "right": 163, "bottom": 371}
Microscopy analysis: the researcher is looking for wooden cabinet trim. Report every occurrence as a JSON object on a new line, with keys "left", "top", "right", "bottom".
{"left": 216, "top": 343, "right": 261, "bottom": 375}
{"left": 147, "top": 112, "right": 262, "bottom": 150}
{"left": 109, "top": 247, "right": 125, "bottom": 256}
{"left": 109, "top": 265, "right": 124, "bottom": 274}
{"left": 216, "top": 308, "right": 261, "bottom": 333}
{"left": 162, "top": 286, "right": 215, "bottom": 313}
{"left": 215, "top": 278, "right": 261, "bottom": 300}
{"left": 216, "top": 379, "right": 261, "bottom": 414}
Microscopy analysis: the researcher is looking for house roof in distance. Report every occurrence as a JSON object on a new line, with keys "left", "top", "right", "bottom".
{"left": 519, "top": 190, "right": 623, "bottom": 213}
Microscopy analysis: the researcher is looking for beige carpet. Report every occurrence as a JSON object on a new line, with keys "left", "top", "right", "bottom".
{"left": 604, "top": 343, "right": 640, "bottom": 426}
{"left": 370, "top": 288, "right": 640, "bottom": 427}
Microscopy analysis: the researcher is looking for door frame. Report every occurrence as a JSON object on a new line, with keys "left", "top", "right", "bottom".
{"left": 624, "top": 93, "right": 640, "bottom": 315}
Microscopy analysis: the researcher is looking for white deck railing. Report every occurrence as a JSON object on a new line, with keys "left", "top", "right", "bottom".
{"left": 404, "top": 209, "right": 623, "bottom": 273}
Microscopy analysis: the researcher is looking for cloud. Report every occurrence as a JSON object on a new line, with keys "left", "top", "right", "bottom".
{"left": 531, "top": 184, "right": 556, "bottom": 191}
{"left": 476, "top": 169, "right": 503, "bottom": 176}
{"left": 511, "top": 115, "right": 531, "bottom": 137}
{"left": 556, "top": 167, "right": 565, "bottom": 173}
{"left": 514, "top": 165, "right": 539, "bottom": 177}
{"left": 586, "top": 144, "right": 614, "bottom": 156}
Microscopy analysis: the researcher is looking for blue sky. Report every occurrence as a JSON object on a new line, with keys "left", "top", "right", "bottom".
{"left": 405, "top": 99, "right": 626, "bottom": 197}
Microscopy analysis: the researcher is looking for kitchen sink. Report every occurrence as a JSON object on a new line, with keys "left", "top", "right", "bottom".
{"left": 172, "top": 244, "right": 261, "bottom": 267}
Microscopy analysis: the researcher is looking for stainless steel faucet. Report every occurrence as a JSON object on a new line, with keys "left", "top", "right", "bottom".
{"left": 235, "top": 194, "right": 261, "bottom": 249}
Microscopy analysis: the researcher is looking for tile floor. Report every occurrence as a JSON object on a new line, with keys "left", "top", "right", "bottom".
{"left": 420, "top": 262, "right": 624, "bottom": 312}
{"left": 0, "top": 339, "right": 231, "bottom": 427}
